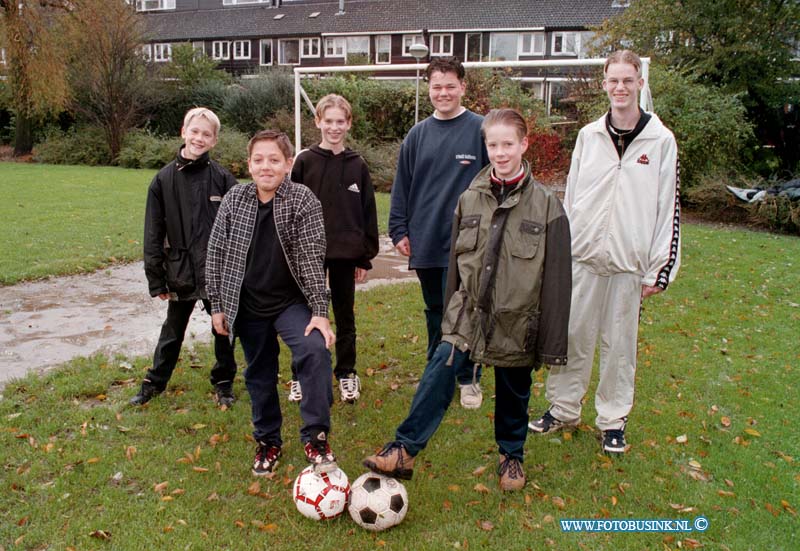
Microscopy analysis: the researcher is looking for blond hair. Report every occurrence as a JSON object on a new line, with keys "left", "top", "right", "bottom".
{"left": 604, "top": 50, "right": 643, "bottom": 78}
{"left": 481, "top": 108, "right": 528, "bottom": 141}
{"left": 315, "top": 94, "right": 353, "bottom": 122}
{"left": 182, "top": 107, "right": 221, "bottom": 136}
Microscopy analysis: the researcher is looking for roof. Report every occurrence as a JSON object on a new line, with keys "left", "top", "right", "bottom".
{"left": 142, "top": 0, "right": 625, "bottom": 42}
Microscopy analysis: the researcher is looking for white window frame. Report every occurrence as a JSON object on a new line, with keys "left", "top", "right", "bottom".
{"left": 464, "top": 32, "right": 482, "bottom": 62}
{"left": 1, "top": 47, "right": 7, "bottom": 66}
{"left": 402, "top": 34, "right": 425, "bottom": 56}
{"left": 192, "top": 41, "right": 205, "bottom": 58}
{"left": 212, "top": 41, "right": 231, "bottom": 61}
{"left": 259, "top": 39, "right": 273, "bottom": 66}
{"left": 325, "top": 37, "right": 346, "bottom": 58}
{"left": 301, "top": 38, "right": 321, "bottom": 59}
{"left": 518, "top": 32, "right": 544, "bottom": 56}
{"left": 551, "top": 32, "right": 580, "bottom": 56}
{"left": 278, "top": 39, "right": 301, "bottom": 66}
{"left": 233, "top": 40, "right": 251, "bottom": 60}
{"left": 223, "top": 0, "right": 270, "bottom": 5}
{"left": 375, "top": 35, "right": 391, "bottom": 64}
{"left": 153, "top": 43, "right": 172, "bottom": 62}
{"left": 430, "top": 33, "right": 453, "bottom": 56}
{"left": 488, "top": 33, "right": 519, "bottom": 61}
{"left": 139, "top": 44, "right": 152, "bottom": 62}
{"left": 136, "top": 0, "right": 175, "bottom": 11}
{"left": 345, "top": 36, "right": 370, "bottom": 63}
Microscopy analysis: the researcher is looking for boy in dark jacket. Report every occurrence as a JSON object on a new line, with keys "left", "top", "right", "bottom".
{"left": 290, "top": 94, "right": 379, "bottom": 403}
{"left": 132, "top": 107, "right": 239, "bottom": 407}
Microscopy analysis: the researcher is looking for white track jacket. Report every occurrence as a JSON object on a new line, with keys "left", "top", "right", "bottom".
{"left": 564, "top": 113, "right": 681, "bottom": 289}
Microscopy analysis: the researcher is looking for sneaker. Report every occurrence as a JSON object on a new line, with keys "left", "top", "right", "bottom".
{"left": 459, "top": 383, "right": 483, "bottom": 409}
{"left": 528, "top": 409, "right": 576, "bottom": 434}
{"left": 288, "top": 379, "right": 303, "bottom": 402}
{"left": 213, "top": 382, "right": 235, "bottom": 408}
{"left": 305, "top": 432, "right": 337, "bottom": 474}
{"left": 602, "top": 429, "right": 627, "bottom": 454}
{"left": 498, "top": 454, "right": 526, "bottom": 491}
{"left": 129, "top": 381, "right": 162, "bottom": 406}
{"left": 339, "top": 374, "right": 361, "bottom": 403}
{"left": 252, "top": 442, "right": 282, "bottom": 476}
{"left": 362, "top": 442, "right": 415, "bottom": 480}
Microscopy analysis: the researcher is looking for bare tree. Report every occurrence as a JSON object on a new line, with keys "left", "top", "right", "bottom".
{"left": 64, "top": 0, "right": 151, "bottom": 161}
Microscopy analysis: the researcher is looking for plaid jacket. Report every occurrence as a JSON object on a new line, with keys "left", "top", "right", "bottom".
{"left": 206, "top": 177, "right": 328, "bottom": 336}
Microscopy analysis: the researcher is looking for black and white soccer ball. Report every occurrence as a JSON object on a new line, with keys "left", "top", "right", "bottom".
{"left": 348, "top": 472, "right": 409, "bottom": 531}
{"left": 293, "top": 466, "right": 350, "bottom": 520}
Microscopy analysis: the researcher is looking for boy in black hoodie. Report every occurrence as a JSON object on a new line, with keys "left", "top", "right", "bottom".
{"left": 290, "top": 94, "right": 379, "bottom": 403}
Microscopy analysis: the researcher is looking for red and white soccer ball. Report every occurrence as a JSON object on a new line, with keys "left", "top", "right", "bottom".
{"left": 293, "top": 466, "right": 350, "bottom": 520}
{"left": 348, "top": 472, "right": 409, "bottom": 531}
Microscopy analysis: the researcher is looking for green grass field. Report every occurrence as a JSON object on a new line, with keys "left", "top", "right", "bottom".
{"left": 1, "top": 218, "right": 798, "bottom": 550}
{"left": 0, "top": 162, "right": 391, "bottom": 285}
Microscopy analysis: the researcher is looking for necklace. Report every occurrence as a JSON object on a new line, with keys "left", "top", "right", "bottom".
{"left": 610, "top": 126, "right": 635, "bottom": 148}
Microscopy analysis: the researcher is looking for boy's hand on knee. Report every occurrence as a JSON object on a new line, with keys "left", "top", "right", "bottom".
{"left": 305, "top": 316, "right": 336, "bottom": 349}
{"left": 212, "top": 313, "right": 229, "bottom": 336}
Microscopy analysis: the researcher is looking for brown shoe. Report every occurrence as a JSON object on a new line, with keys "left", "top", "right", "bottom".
{"left": 363, "top": 442, "right": 415, "bottom": 480}
{"left": 498, "top": 454, "right": 526, "bottom": 491}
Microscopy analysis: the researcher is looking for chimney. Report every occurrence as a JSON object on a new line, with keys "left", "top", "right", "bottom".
{"left": 337, "top": 0, "right": 345, "bottom": 15}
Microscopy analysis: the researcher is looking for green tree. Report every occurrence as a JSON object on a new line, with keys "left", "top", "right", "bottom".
{"left": 160, "top": 43, "right": 230, "bottom": 89}
{"left": 0, "top": 1, "right": 72, "bottom": 155}
{"left": 598, "top": 0, "right": 800, "bottom": 173}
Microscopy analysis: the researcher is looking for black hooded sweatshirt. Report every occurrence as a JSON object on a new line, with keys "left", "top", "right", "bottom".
{"left": 291, "top": 144, "right": 379, "bottom": 269}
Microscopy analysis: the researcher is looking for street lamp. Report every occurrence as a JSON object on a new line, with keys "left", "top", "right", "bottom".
{"left": 409, "top": 43, "right": 429, "bottom": 125}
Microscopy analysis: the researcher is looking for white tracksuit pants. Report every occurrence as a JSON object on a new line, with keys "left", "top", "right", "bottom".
{"left": 545, "top": 262, "right": 642, "bottom": 431}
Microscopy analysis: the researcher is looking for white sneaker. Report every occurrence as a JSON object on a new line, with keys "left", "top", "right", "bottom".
{"left": 339, "top": 374, "right": 361, "bottom": 403}
{"left": 288, "top": 379, "right": 302, "bottom": 402}
{"left": 460, "top": 383, "right": 483, "bottom": 409}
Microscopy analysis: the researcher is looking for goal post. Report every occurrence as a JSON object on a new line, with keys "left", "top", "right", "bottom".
{"left": 292, "top": 57, "right": 652, "bottom": 153}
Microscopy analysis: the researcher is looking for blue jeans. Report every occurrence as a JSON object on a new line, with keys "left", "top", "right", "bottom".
{"left": 395, "top": 342, "right": 533, "bottom": 460}
{"left": 415, "top": 267, "right": 481, "bottom": 385}
{"left": 236, "top": 303, "right": 333, "bottom": 445}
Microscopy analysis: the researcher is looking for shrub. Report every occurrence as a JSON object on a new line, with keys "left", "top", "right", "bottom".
{"left": 117, "top": 130, "right": 180, "bottom": 169}
{"left": 525, "top": 131, "right": 568, "bottom": 182}
{"left": 262, "top": 108, "right": 319, "bottom": 150}
{"left": 222, "top": 72, "right": 295, "bottom": 135}
{"left": 143, "top": 79, "right": 231, "bottom": 137}
{"left": 348, "top": 138, "right": 401, "bottom": 193}
{"left": 748, "top": 195, "right": 800, "bottom": 234}
{"left": 211, "top": 130, "right": 250, "bottom": 178}
{"left": 33, "top": 125, "right": 112, "bottom": 166}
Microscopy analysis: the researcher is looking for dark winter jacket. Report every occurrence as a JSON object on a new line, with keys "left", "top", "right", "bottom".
{"left": 143, "top": 149, "right": 238, "bottom": 299}
{"left": 441, "top": 161, "right": 572, "bottom": 368}
{"left": 291, "top": 144, "right": 379, "bottom": 269}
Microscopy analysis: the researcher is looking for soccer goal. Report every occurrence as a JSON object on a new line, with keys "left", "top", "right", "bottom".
{"left": 291, "top": 57, "right": 652, "bottom": 152}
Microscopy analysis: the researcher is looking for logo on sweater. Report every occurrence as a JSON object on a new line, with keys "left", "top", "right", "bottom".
{"left": 347, "top": 183, "right": 360, "bottom": 193}
{"left": 637, "top": 154, "right": 650, "bottom": 165}
{"left": 456, "top": 153, "right": 476, "bottom": 166}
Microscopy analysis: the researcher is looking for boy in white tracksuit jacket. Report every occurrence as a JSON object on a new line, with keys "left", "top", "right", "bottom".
{"left": 530, "top": 50, "right": 681, "bottom": 453}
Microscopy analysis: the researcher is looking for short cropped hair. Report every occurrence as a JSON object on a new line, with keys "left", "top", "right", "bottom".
{"left": 315, "top": 94, "right": 353, "bottom": 122}
{"left": 481, "top": 108, "right": 528, "bottom": 141}
{"left": 425, "top": 56, "right": 465, "bottom": 81}
{"left": 248, "top": 130, "right": 294, "bottom": 160}
{"left": 183, "top": 107, "right": 221, "bottom": 136}
{"left": 604, "top": 50, "right": 643, "bottom": 78}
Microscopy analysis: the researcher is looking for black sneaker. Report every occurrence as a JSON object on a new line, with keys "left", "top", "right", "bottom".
{"left": 129, "top": 381, "right": 162, "bottom": 406}
{"left": 252, "top": 442, "right": 282, "bottom": 476}
{"left": 214, "top": 382, "right": 235, "bottom": 408}
{"left": 528, "top": 409, "right": 576, "bottom": 433}
{"left": 602, "top": 429, "right": 627, "bottom": 454}
{"left": 304, "top": 431, "right": 337, "bottom": 474}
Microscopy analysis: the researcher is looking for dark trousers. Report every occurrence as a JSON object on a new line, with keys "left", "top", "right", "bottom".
{"left": 395, "top": 342, "right": 533, "bottom": 460}
{"left": 415, "top": 268, "right": 481, "bottom": 385}
{"left": 237, "top": 303, "right": 333, "bottom": 445}
{"left": 145, "top": 299, "right": 237, "bottom": 390}
{"left": 291, "top": 260, "right": 357, "bottom": 381}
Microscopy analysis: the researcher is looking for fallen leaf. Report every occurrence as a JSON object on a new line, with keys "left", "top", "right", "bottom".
{"left": 688, "top": 460, "right": 702, "bottom": 470}
{"left": 611, "top": 496, "right": 618, "bottom": 506}
{"left": 448, "top": 484, "right": 461, "bottom": 492}
{"left": 724, "top": 479, "right": 734, "bottom": 488}
{"left": 765, "top": 503, "right": 778, "bottom": 516}
{"left": 125, "top": 446, "right": 137, "bottom": 461}
{"left": 542, "top": 514, "right": 555, "bottom": 524}
{"left": 163, "top": 525, "right": 173, "bottom": 533}
{"left": 676, "top": 434, "right": 688, "bottom": 444}
{"left": 171, "top": 489, "right": 185, "bottom": 496}
{"left": 682, "top": 538, "right": 703, "bottom": 549}
{"left": 474, "top": 483, "right": 490, "bottom": 494}
{"left": 248, "top": 482, "right": 261, "bottom": 496}
{"left": 259, "top": 523, "right": 278, "bottom": 533}
{"left": 89, "top": 530, "right": 111, "bottom": 540}
{"left": 563, "top": 431, "right": 572, "bottom": 441}
{"left": 721, "top": 416, "right": 731, "bottom": 427}
{"left": 717, "top": 490, "right": 735, "bottom": 498}
{"left": 744, "top": 428, "right": 761, "bottom": 437}
{"left": 207, "top": 492, "right": 219, "bottom": 501}
{"left": 478, "top": 520, "right": 494, "bottom": 531}
{"left": 194, "top": 445, "right": 202, "bottom": 461}
{"left": 781, "top": 500, "right": 797, "bottom": 516}
{"left": 234, "top": 520, "right": 245, "bottom": 528}
{"left": 17, "top": 516, "right": 29, "bottom": 526}
{"left": 443, "top": 499, "right": 452, "bottom": 511}
{"left": 472, "top": 465, "right": 487, "bottom": 476}
{"left": 192, "top": 466, "right": 209, "bottom": 473}
{"left": 552, "top": 496, "right": 566, "bottom": 509}
{"left": 153, "top": 481, "right": 168, "bottom": 493}
{"left": 161, "top": 496, "right": 174, "bottom": 502}
{"left": 86, "top": 457, "right": 101, "bottom": 464}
